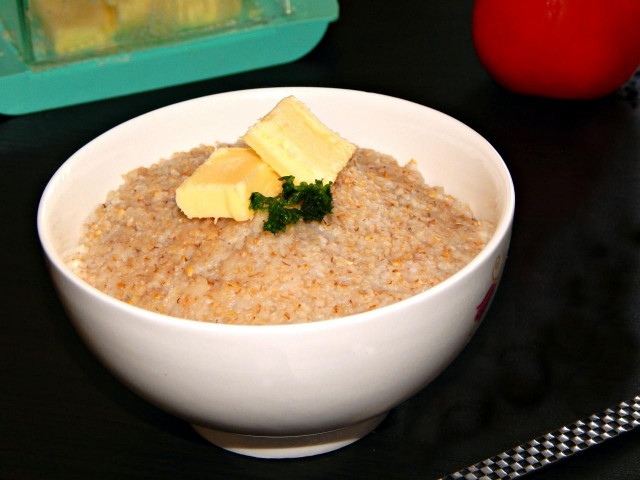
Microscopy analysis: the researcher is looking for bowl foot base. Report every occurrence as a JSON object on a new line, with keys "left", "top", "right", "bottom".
{"left": 192, "top": 412, "right": 388, "bottom": 458}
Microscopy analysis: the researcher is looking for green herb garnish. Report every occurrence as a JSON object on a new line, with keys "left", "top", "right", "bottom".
{"left": 249, "top": 176, "right": 333, "bottom": 234}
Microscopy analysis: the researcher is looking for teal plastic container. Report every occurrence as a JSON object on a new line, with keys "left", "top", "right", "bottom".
{"left": 0, "top": 0, "right": 338, "bottom": 114}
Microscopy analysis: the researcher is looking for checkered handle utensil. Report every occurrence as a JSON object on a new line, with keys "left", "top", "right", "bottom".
{"left": 440, "top": 395, "right": 640, "bottom": 480}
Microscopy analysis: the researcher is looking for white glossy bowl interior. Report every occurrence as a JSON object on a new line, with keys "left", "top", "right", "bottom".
{"left": 37, "top": 87, "right": 514, "bottom": 458}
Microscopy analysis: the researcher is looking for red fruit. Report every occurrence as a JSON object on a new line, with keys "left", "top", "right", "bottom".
{"left": 472, "top": 0, "right": 640, "bottom": 99}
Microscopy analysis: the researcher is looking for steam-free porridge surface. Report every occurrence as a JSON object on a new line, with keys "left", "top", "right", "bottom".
{"left": 68, "top": 146, "right": 494, "bottom": 325}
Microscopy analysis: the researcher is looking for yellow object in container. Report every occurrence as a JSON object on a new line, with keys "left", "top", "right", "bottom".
{"left": 171, "top": 0, "right": 242, "bottom": 29}
{"left": 30, "top": 0, "right": 117, "bottom": 55}
{"left": 28, "top": 0, "right": 245, "bottom": 59}
{"left": 109, "top": 0, "right": 242, "bottom": 33}
{"left": 109, "top": 0, "right": 154, "bottom": 31}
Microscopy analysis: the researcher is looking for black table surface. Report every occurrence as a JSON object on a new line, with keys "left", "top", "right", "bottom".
{"left": 2, "top": 1, "right": 639, "bottom": 479}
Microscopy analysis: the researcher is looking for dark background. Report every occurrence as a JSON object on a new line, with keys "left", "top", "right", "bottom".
{"left": 2, "top": 1, "right": 639, "bottom": 479}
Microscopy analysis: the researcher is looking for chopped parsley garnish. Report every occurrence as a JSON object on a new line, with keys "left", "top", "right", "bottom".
{"left": 249, "top": 176, "right": 333, "bottom": 234}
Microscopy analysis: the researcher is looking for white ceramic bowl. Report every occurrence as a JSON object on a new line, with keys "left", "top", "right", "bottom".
{"left": 37, "top": 87, "right": 514, "bottom": 458}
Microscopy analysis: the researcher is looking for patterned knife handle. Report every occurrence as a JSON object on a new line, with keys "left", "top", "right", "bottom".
{"left": 440, "top": 395, "right": 640, "bottom": 480}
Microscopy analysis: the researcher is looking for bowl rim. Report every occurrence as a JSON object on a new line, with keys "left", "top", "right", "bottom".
{"left": 37, "top": 86, "right": 515, "bottom": 334}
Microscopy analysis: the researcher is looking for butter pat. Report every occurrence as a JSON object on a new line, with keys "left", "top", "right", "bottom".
{"left": 176, "top": 147, "right": 281, "bottom": 221}
{"left": 243, "top": 96, "right": 356, "bottom": 184}
{"left": 31, "top": 0, "right": 116, "bottom": 55}
{"left": 172, "top": 0, "right": 242, "bottom": 29}
{"left": 109, "top": 0, "right": 155, "bottom": 30}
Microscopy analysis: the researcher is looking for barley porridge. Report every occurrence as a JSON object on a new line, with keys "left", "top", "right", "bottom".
{"left": 68, "top": 146, "right": 494, "bottom": 325}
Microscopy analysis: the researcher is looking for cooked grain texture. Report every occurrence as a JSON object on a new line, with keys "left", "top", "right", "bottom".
{"left": 68, "top": 146, "right": 494, "bottom": 324}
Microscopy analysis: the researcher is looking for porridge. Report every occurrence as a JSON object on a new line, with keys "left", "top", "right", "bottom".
{"left": 68, "top": 146, "right": 495, "bottom": 325}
